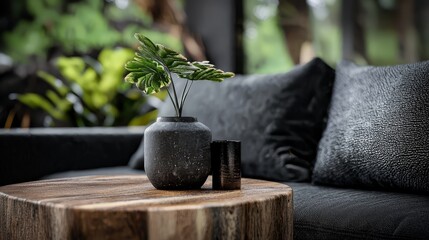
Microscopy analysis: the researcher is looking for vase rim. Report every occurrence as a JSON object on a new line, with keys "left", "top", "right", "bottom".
{"left": 157, "top": 116, "right": 197, "bottom": 122}
{"left": 212, "top": 140, "right": 241, "bottom": 143}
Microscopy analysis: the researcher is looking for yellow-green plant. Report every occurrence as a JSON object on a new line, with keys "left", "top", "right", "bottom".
{"left": 17, "top": 48, "right": 160, "bottom": 126}
{"left": 125, "top": 34, "right": 235, "bottom": 117}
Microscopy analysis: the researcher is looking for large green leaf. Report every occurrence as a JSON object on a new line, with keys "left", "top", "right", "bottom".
{"left": 134, "top": 33, "right": 197, "bottom": 75}
{"left": 125, "top": 33, "right": 235, "bottom": 117}
{"left": 180, "top": 61, "right": 235, "bottom": 81}
{"left": 125, "top": 33, "right": 235, "bottom": 94}
{"left": 124, "top": 57, "right": 170, "bottom": 94}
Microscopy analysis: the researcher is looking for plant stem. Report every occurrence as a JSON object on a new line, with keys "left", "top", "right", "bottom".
{"left": 168, "top": 71, "right": 181, "bottom": 117}
{"left": 166, "top": 88, "right": 179, "bottom": 117}
{"left": 179, "top": 79, "right": 193, "bottom": 115}
{"left": 179, "top": 79, "right": 189, "bottom": 116}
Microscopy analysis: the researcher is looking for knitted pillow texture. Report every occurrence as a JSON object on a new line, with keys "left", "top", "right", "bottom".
{"left": 313, "top": 60, "right": 429, "bottom": 193}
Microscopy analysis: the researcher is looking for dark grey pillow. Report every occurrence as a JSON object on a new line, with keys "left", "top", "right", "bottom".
{"left": 313, "top": 60, "right": 429, "bottom": 193}
{"left": 130, "top": 58, "right": 335, "bottom": 182}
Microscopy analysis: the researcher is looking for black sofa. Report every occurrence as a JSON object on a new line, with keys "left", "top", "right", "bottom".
{"left": 1, "top": 58, "right": 428, "bottom": 239}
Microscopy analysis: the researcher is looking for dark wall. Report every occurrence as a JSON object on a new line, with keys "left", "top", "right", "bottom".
{"left": 185, "top": 0, "right": 243, "bottom": 74}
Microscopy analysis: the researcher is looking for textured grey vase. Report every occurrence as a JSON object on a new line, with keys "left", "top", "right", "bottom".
{"left": 144, "top": 117, "right": 212, "bottom": 189}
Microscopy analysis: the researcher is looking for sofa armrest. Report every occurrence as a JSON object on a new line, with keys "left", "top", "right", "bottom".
{"left": 0, "top": 127, "right": 144, "bottom": 186}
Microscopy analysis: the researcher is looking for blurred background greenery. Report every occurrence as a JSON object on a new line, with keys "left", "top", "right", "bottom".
{"left": 0, "top": 0, "right": 182, "bottom": 128}
{"left": 0, "top": 0, "right": 428, "bottom": 128}
{"left": 245, "top": 0, "right": 428, "bottom": 72}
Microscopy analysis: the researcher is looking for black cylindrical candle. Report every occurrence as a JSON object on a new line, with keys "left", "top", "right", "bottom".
{"left": 211, "top": 140, "right": 241, "bottom": 190}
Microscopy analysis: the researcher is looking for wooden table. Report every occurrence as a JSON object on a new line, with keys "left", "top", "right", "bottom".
{"left": 0, "top": 175, "right": 293, "bottom": 240}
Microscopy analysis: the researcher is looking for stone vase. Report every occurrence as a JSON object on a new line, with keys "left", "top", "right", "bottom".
{"left": 144, "top": 117, "right": 211, "bottom": 189}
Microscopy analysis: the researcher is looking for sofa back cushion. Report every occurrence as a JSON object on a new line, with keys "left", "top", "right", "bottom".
{"left": 130, "top": 58, "right": 335, "bottom": 182}
{"left": 0, "top": 127, "right": 144, "bottom": 186}
{"left": 313, "top": 60, "right": 429, "bottom": 193}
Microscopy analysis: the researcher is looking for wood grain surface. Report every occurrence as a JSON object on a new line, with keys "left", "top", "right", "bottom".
{"left": 0, "top": 175, "right": 293, "bottom": 240}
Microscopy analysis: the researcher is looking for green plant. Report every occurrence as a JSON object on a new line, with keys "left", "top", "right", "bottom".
{"left": 2, "top": 0, "right": 181, "bottom": 64}
{"left": 17, "top": 48, "right": 162, "bottom": 127}
{"left": 124, "top": 34, "right": 235, "bottom": 117}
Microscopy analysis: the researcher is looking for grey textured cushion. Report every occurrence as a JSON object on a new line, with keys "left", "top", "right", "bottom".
{"left": 288, "top": 182, "right": 429, "bottom": 240}
{"left": 313, "top": 60, "right": 429, "bottom": 193}
{"left": 132, "top": 58, "right": 335, "bottom": 182}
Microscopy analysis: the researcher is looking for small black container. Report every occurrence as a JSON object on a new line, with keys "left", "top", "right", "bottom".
{"left": 211, "top": 140, "right": 241, "bottom": 190}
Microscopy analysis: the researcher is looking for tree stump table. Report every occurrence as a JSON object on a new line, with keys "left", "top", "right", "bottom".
{"left": 0, "top": 175, "right": 293, "bottom": 240}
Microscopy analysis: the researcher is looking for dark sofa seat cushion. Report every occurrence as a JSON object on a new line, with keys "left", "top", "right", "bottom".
{"left": 313, "top": 60, "right": 429, "bottom": 193}
{"left": 131, "top": 58, "right": 335, "bottom": 182}
{"left": 288, "top": 182, "right": 429, "bottom": 240}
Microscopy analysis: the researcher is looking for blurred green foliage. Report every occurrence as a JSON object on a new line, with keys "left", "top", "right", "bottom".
{"left": 308, "top": 0, "right": 341, "bottom": 67}
{"left": 246, "top": 0, "right": 428, "bottom": 72}
{"left": 2, "top": 0, "right": 182, "bottom": 64}
{"left": 244, "top": 0, "right": 293, "bottom": 74}
{"left": 1, "top": 0, "right": 182, "bottom": 128}
{"left": 3, "top": 21, "right": 52, "bottom": 61}
{"left": 17, "top": 48, "right": 165, "bottom": 127}
{"left": 309, "top": 0, "right": 428, "bottom": 66}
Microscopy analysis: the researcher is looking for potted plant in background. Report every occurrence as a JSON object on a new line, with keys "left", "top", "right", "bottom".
{"left": 125, "top": 33, "right": 234, "bottom": 189}
{"left": 14, "top": 48, "right": 162, "bottom": 127}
